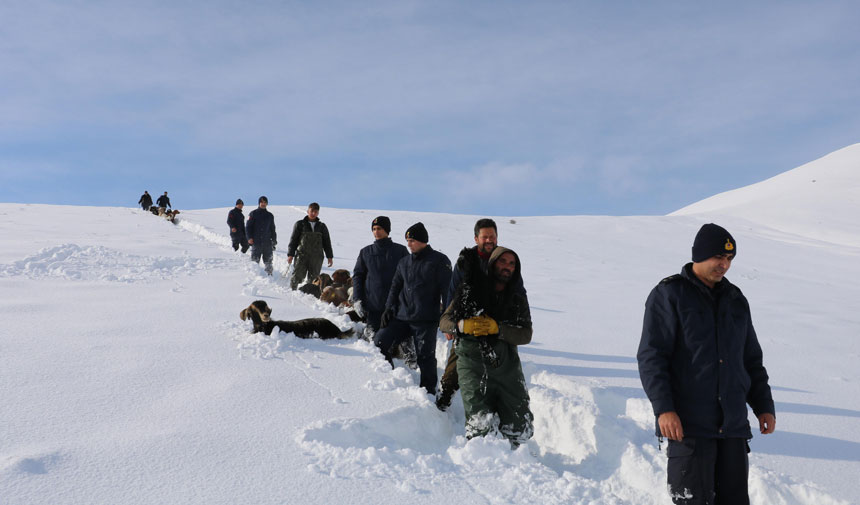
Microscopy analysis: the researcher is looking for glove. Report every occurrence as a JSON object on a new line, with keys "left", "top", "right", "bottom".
{"left": 380, "top": 308, "right": 394, "bottom": 329}
{"left": 272, "top": 241, "right": 277, "bottom": 251}
{"left": 458, "top": 315, "right": 499, "bottom": 336}
{"left": 353, "top": 300, "right": 365, "bottom": 319}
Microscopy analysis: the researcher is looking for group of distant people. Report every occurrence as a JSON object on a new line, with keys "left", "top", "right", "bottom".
{"left": 138, "top": 191, "right": 179, "bottom": 222}
{"left": 225, "top": 196, "right": 775, "bottom": 504}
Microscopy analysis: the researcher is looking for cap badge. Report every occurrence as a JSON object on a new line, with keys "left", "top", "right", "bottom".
{"left": 725, "top": 239, "right": 734, "bottom": 251}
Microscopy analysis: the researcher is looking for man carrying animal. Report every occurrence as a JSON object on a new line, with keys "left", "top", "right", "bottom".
{"left": 138, "top": 191, "right": 152, "bottom": 211}
{"left": 352, "top": 216, "right": 409, "bottom": 338}
{"left": 287, "top": 202, "right": 334, "bottom": 290}
{"left": 374, "top": 222, "right": 451, "bottom": 396}
{"left": 440, "top": 246, "right": 533, "bottom": 446}
{"left": 245, "top": 196, "right": 277, "bottom": 276}
{"left": 436, "top": 218, "right": 525, "bottom": 411}
{"left": 227, "top": 198, "right": 249, "bottom": 254}
{"left": 637, "top": 223, "right": 776, "bottom": 505}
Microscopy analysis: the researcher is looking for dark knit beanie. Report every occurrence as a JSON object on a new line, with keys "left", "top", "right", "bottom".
{"left": 692, "top": 223, "right": 736, "bottom": 262}
{"left": 258, "top": 195, "right": 268, "bottom": 204}
{"left": 405, "top": 222, "right": 429, "bottom": 243}
{"left": 236, "top": 199, "right": 244, "bottom": 206}
{"left": 372, "top": 216, "right": 391, "bottom": 234}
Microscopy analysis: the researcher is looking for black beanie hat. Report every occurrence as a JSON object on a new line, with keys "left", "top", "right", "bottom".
{"left": 405, "top": 222, "right": 428, "bottom": 243}
{"left": 258, "top": 195, "right": 268, "bottom": 204}
{"left": 692, "top": 223, "right": 736, "bottom": 262}
{"left": 372, "top": 216, "right": 391, "bottom": 234}
{"left": 236, "top": 199, "right": 244, "bottom": 206}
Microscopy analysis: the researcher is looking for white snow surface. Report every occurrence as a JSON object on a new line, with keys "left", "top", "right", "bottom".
{"left": 2, "top": 149, "right": 859, "bottom": 504}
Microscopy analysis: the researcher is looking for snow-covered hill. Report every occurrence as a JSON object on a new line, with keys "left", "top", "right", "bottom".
{"left": 1, "top": 148, "right": 859, "bottom": 504}
{"left": 673, "top": 143, "right": 860, "bottom": 248}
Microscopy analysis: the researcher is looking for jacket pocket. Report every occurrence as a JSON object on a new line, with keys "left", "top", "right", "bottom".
{"left": 667, "top": 438, "right": 696, "bottom": 458}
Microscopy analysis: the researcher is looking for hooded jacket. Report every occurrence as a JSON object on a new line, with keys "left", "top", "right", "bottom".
{"left": 440, "top": 246, "right": 532, "bottom": 346}
{"left": 637, "top": 263, "right": 775, "bottom": 439}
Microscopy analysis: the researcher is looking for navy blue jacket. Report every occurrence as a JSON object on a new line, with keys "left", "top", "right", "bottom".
{"left": 637, "top": 263, "right": 775, "bottom": 439}
{"left": 353, "top": 237, "right": 409, "bottom": 313}
{"left": 245, "top": 207, "right": 277, "bottom": 250}
{"left": 227, "top": 207, "right": 246, "bottom": 237}
{"left": 386, "top": 245, "right": 452, "bottom": 323}
{"left": 156, "top": 195, "right": 171, "bottom": 208}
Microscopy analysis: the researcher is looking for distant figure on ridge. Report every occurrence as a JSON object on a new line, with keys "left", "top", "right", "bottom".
{"left": 138, "top": 191, "right": 153, "bottom": 211}
{"left": 156, "top": 191, "right": 171, "bottom": 210}
{"left": 287, "top": 202, "right": 333, "bottom": 290}
{"left": 246, "top": 196, "right": 277, "bottom": 276}
{"left": 227, "top": 199, "right": 249, "bottom": 254}
{"left": 637, "top": 223, "right": 776, "bottom": 505}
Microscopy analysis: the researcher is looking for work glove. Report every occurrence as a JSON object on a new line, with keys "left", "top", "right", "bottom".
{"left": 458, "top": 315, "right": 499, "bottom": 336}
{"left": 353, "top": 300, "right": 365, "bottom": 319}
{"left": 380, "top": 308, "right": 395, "bottom": 329}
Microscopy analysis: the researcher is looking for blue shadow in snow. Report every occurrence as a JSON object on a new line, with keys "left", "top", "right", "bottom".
{"left": 520, "top": 346, "right": 636, "bottom": 364}
{"left": 752, "top": 431, "right": 860, "bottom": 461}
{"left": 776, "top": 402, "right": 860, "bottom": 418}
{"left": 538, "top": 363, "right": 640, "bottom": 379}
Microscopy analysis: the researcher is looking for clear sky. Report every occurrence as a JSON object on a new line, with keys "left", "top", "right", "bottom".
{"left": 2, "top": 1, "right": 859, "bottom": 216}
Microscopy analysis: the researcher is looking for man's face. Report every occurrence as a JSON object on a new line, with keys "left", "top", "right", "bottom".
{"left": 259, "top": 201, "right": 267, "bottom": 209}
{"left": 493, "top": 252, "right": 516, "bottom": 284}
{"left": 692, "top": 253, "right": 734, "bottom": 288}
{"left": 236, "top": 203, "right": 243, "bottom": 210}
{"left": 474, "top": 227, "right": 498, "bottom": 255}
{"left": 372, "top": 225, "right": 388, "bottom": 240}
{"left": 406, "top": 238, "right": 426, "bottom": 254}
{"left": 307, "top": 207, "right": 319, "bottom": 220}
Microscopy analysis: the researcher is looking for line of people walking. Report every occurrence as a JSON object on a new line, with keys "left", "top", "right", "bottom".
{"left": 225, "top": 196, "right": 776, "bottom": 505}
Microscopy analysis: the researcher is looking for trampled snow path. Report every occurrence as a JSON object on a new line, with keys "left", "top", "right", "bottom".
{"left": 168, "top": 213, "right": 850, "bottom": 505}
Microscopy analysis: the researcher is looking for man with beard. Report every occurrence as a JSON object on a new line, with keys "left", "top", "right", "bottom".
{"left": 440, "top": 246, "right": 533, "bottom": 446}
{"left": 637, "top": 223, "right": 776, "bottom": 505}
{"left": 437, "top": 219, "right": 525, "bottom": 411}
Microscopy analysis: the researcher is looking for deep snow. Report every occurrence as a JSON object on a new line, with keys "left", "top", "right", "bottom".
{"left": 1, "top": 146, "right": 859, "bottom": 504}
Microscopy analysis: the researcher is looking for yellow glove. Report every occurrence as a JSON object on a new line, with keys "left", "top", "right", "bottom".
{"left": 459, "top": 315, "right": 499, "bottom": 336}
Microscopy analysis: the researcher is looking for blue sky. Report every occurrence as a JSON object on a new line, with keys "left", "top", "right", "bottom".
{"left": 1, "top": 0, "right": 859, "bottom": 216}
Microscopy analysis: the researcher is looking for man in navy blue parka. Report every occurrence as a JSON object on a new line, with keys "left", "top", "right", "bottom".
{"left": 637, "top": 223, "right": 776, "bottom": 505}
{"left": 245, "top": 196, "right": 277, "bottom": 275}
{"left": 352, "top": 216, "right": 408, "bottom": 334}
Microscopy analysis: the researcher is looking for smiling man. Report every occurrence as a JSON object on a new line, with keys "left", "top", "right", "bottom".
{"left": 637, "top": 223, "right": 776, "bottom": 505}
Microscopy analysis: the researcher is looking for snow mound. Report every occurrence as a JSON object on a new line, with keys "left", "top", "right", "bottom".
{"left": 672, "top": 144, "right": 860, "bottom": 247}
{"left": 0, "top": 243, "right": 230, "bottom": 282}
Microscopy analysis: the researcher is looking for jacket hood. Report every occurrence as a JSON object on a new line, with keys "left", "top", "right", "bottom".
{"left": 488, "top": 246, "right": 522, "bottom": 287}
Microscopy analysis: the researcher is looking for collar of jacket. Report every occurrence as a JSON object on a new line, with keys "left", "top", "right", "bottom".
{"left": 374, "top": 237, "right": 393, "bottom": 246}
{"left": 412, "top": 244, "right": 433, "bottom": 259}
{"left": 680, "top": 262, "right": 729, "bottom": 298}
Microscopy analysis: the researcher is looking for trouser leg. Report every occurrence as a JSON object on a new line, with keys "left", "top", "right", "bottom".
{"left": 493, "top": 352, "right": 533, "bottom": 445}
{"left": 714, "top": 438, "right": 749, "bottom": 505}
{"left": 291, "top": 255, "right": 310, "bottom": 289}
{"left": 251, "top": 247, "right": 262, "bottom": 264}
{"left": 410, "top": 323, "right": 438, "bottom": 395}
{"left": 436, "top": 345, "right": 459, "bottom": 410}
{"left": 262, "top": 248, "right": 273, "bottom": 275}
{"left": 373, "top": 318, "right": 410, "bottom": 366}
{"left": 307, "top": 254, "right": 324, "bottom": 283}
{"left": 666, "top": 437, "right": 716, "bottom": 505}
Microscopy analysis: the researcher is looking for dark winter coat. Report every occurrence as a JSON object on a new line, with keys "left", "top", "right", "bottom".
{"left": 353, "top": 237, "right": 409, "bottom": 313}
{"left": 440, "top": 246, "right": 533, "bottom": 443}
{"left": 441, "top": 246, "right": 532, "bottom": 346}
{"left": 637, "top": 263, "right": 775, "bottom": 439}
{"left": 447, "top": 246, "right": 525, "bottom": 304}
{"left": 245, "top": 207, "right": 277, "bottom": 250}
{"left": 156, "top": 195, "right": 171, "bottom": 208}
{"left": 138, "top": 193, "right": 152, "bottom": 208}
{"left": 385, "top": 244, "right": 452, "bottom": 323}
{"left": 287, "top": 216, "right": 333, "bottom": 259}
{"left": 227, "top": 207, "right": 246, "bottom": 237}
